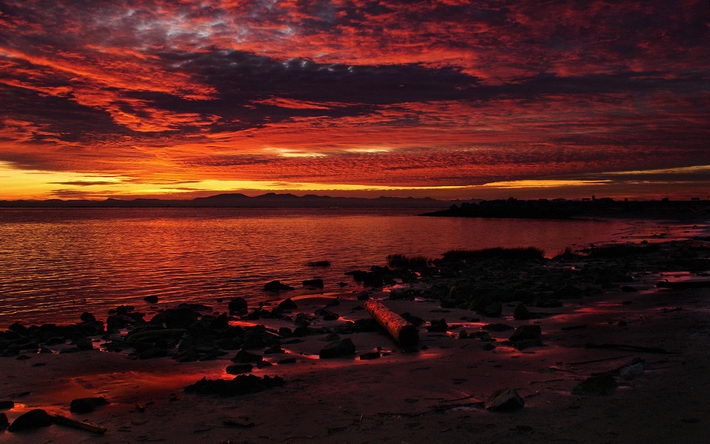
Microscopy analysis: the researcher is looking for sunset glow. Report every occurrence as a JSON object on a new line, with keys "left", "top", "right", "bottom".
{"left": 1, "top": 1, "right": 708, "bottom": 200}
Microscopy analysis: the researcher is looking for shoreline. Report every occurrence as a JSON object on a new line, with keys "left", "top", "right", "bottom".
{"left": 1, "top": 237, "right": 710, "bottom": 442}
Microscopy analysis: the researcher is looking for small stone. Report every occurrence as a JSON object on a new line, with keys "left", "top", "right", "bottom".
{"left": 0, "top": 400, "right": 15, "bottom": 410}
{"left": 319, "top": 338, "right": 356, "bottom": 359}
{"left": 303, "top": 278, "right": 324, "bottom": 289}
{"left": 573, "top": 374, "right": 618, "bottom": 395}
{"left": 485, "top": 388, "right": 524, "bottom": 412}
{"left": 144, "top": 295, "right": 159, "bottom": 304}
{"left": 228, "top": 297, "right": 248, "bottom": 316}
{"left": 8, "top": 409, "right": 53, "bottom": 432}
{"left": 226, "top": 364, "right": 253, "bottom": 375}
{"left": 70, "top": 396, "right": 109, "bottom": 413}
{"left": 427, "top": 319, "right": 448, "bottom": 332}
{"left": 618, "top": 359, "right": 645, "bottom": 380}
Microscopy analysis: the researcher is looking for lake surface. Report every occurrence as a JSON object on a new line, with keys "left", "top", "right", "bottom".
{"left": 0, "top": 207, "right": 700, "bottom": 327}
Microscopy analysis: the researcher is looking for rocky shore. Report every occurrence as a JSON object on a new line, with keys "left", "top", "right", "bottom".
{"left": 1, "top": 237, "right": 709, "bottom": 442}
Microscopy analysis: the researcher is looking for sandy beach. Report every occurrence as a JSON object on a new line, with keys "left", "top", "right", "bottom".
{"left": 1, "top": 239, "right": 710, "bottom": 443}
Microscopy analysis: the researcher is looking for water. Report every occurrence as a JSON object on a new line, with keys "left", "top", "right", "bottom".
{"left": 0, "top": 207, "right": 696, "bottom": 327}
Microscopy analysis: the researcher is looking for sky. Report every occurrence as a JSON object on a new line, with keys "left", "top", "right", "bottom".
{"left": 0, "top": 0, "right": 709, "bottom": 201}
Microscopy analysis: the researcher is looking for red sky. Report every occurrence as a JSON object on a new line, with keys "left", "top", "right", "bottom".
{"left": 1, "top": 0, "right": 709, "bottom": 200}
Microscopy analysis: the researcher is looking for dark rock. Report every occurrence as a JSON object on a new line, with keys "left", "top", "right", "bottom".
{"left": 144, "top": 295, "right": 159, "bottom": 304}
{"left": 0, "top": 400, "right": 14, "bottom": 410}
{"left": 482, "top": 323, "right": 513, "bottom": 332}
{"left": 274, "top": 298, "right": 297, "bottom": 313}
{"left": 73, "top": 337, "right": 93, "bottom": 351}
{"left": 278, "top": 327, "right": 293, "bottom": 337}
{"left": 226, "top": 364, "right": 253, "bottom": 375}
{"left": 319, "top": 338, "right": 356, "bottom": 359}
{"left": 573, "top": 374, "right": 617, "bottom": 395}
{"left": 264, "top": 344, "right": 283, "bottom": 354}
{"left": 8, "top": 409, "right": 53, "bottom": 432}
{"left": 232, "top": 349, "right": 263, "bottom": 364}
{"left": 485, "top": 388, "right": 524, "bottom": 412}
{"left": 617, "top": 358, "right": 645, "bottom": 380}
{"left": 315, "top": 308, "right": 339, "bottom": 321}
{"left": 184, "top": 375, "right": 284, "bottom": 397}
{"left": 353, "top": 318, "right": 379, "bottom": 332}
{"left": 359, "top": 351, "right": 381, "bottom": 360}
{"left": 0, "top": 412, "right": 7, "bottom": 431}
{"left": 70, "top": 396, "right": 109, "bottom": 413}
{"left": 401, "top": 312, "right": 425, "bottom": 327}
{"left": 513, "top": 304, "right": 533, "bottom": 320}
{"left": 307, "top": 260, "right": 331, "bottom": 267}
{"left": 303, "top": 278, "right": 324, "bottom": 289}
{"left": 482, "top": 301, "right": 503, "bottom": 317}
{"left": 263, "top": 280, "right": 294, "bottom": 292}
{"left": 163, "top": 307, "right": 199, "bottom": 329}
{"left": 277, "top": 357, "right": 297, "bottom": 365}
{"left": 427, "top": 319, "right": 448, "bottom": 332}
{"left": 228, "top": 297, "right": 248, "bottom": 316}
{"left": 508, "top": 325, "right": 542, "bottom": 349}
{"left": 482, "top": 342, "right": 496, "bottom": 351}
{"left": 80, "top": 312, "right": 96, "bottom": 323}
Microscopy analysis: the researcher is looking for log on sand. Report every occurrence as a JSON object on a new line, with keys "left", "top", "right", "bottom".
{"left": 52, "top": 414, "right": 107, "bottom": 434}
{"left": 362, "top": 299, "right": 419, "bottom": 348}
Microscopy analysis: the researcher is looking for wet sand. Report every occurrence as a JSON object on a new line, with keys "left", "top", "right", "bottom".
{"left": 1, "top": 241, "right": 710, "bottom": 443}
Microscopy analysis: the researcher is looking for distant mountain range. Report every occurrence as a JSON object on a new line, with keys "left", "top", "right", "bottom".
{"left": 0, "top": 193, "right": 450, "bottom": 209}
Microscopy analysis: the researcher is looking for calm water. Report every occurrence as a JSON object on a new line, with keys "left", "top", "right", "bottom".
{"left": 0, "top": 207, "right": 697, "bottom": 327}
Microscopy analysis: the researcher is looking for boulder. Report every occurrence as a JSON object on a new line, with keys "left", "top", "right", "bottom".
{"left": 70, "top": 397, "right": 109, "bottom": 413}
{"left": 485, "top": 388, "right": 525, "bottom": 412}
{"left": 144, "top": 296, "right": 159, "bottom": 304}
{"left": 263, "top": 281, "right": 294, "bottom": 292}
{"left": 80, "top": 312, "right": 97, "bottom": 323}
{"left": 0, "top": 400, "right": 14, "bottom": 410}
{"left": 228, "top": 298, "right": 248, "bottom": 316}
{"left": 427, "top": 319, "right": 448, "bottom": 332}
{"left": 274, "top": 298, "right": 297, "bottom": 313}
{"left": 513, "top": 304, "right": 533, "bottom": 320}
{"left": 8, "top": 409, "right": 53, "bottom": 432}
{"left": 0, "top": 412, "right": 7, "bottom": 431}
{"left": 573, "top": 374, "right": 617, "bottom": 395}
{"left": 226, "top": 364, "right": 253, "bottom": 375}
{"left": 319, "top": 338, "right": 356, "bottom": 359}
{"left": 302, "top": 278, "right": 324, "bottom": 289}
{"left": 508, "top": 325, "right": 542, "bottom": 349}
{"left": 231, "top": 349, "right": 263, "bottom": 364}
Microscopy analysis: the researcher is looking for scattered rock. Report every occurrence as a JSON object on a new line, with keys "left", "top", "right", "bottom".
{"left": 0, "top": 400, "right": 14, "bottom": 410}
{"left": 359, "top": 351, "right": 381, "bottom": 360}
{"left": 184, "top": 375, "right": 284, "bottom": 397}
{"left": 263, "top": 281, "right": 294, "bottom": 292}
{"left": 427, "top": 319, "right": 448, "bottom": 332}
{"left": 228, "top": 297, "right": 248, "bottom": 316}
{"left": 303, "top": 278, "right": 324, "bottom": 289}
{"left": 70, "top": 397, "right": 109, "bottom": 414}
{"left": 573, "top": 374, "right": 618, "bottom": 395}
{"left": 485, "top": 388, "right": 525, "bottom": 412}
{"left": 508, "top": 325, "right": 542, "bottom": 349}
{"left": 319, "top": 338, "right": 356, "bottom": 359}
{"left": 226, "top": 364, "right": 253, "bottom": 375}
{"left": 8, "top": 409, "right": 53, "bottom": 432}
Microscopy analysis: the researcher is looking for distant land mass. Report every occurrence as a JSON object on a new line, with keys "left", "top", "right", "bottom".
{"left": 423, "top": 197, "right": 710, "bottom": 221}
{"left": 1, "top": 194, "right": 709, "bottom": 221}
{"left": 0, "top": 192, "right": 449, "bottom": 209}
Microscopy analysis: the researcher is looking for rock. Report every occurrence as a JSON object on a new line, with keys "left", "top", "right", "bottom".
{"left": 482, "top": 323, "right": 513, "bottom": 332}
{"left": 73, "top": 336, "right": 93, "bottom": 351}
{"left": 0, "top": 400, "right": 15, "bottom": 410}
{"left": 573, "top": 374, "right": 618, "bottom": 395}
{"left": 481, "top": 301, "right": 503, "bottom": 317}
{"left": 144, "top": 295, "right": 159, "bottom": 304}
{"left": 315, "top": 308, "right": 339, "bottom": 320}
{"left": 8, "top": 409, "right": 53, "bottom": 432}
{"left": 303, "top": 278, "right": 324, "bottom": 289}
{"left": 508, "top": 325, "right": 542, "bottom": 349}
{"left": 80, "top": 312, "right": 97, "bottom": 323}
{"left": 401, "top": 312, "right": 425, "bottom": 327}
{"left": 427, "top": 319, "right": 448, "bottom": 332}
{"left": 0, "top": 412, "right": 8, "bottom": 431}
{"left": 513, "top": 304, "right": 533, "bottom": 320}
{"left": 226, "top": 364, "right": 253, "bottom": 375}
{"left": 319, "top": 338, "right": 356, "bottom": 359}
{"left": 163, "top": 307, "right": 199, "bottom": 329}
{"left": 232, "top": 349, "right": 263, "bottom": 364}
{"left": 307, "top": 260, "right": 331, "bottom": 267}
{"left": 359, "top": 351, "right": 381, "bottom": 360}
{"left": 70, "top": 397, "right": 109, "bottom": 413}
{"left": 485, "top": 388, "right": 525, "bottom": 412}
{"left": 263, "top": 280, "right": 294, "bottom": 292}
{"left": 228, "top": 297, "right": 248, "bottom": 316}
{"left": 274, "top": 298, "right": 297, "bottom": 313}
{"left": 184, "top": 375, "right": 284, "bottom": 397}
{"left": 277, "top": 357, "right": 297, "bottom": 365}
{"left": 617, "top": 358, "right": 645, "bottom": 380}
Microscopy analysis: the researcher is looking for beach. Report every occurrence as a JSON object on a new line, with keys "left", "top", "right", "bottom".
{"left": 1, "top": 239, "right": 710, "bottom": 443}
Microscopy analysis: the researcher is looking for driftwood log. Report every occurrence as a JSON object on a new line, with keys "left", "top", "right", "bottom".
{"left": 52, "top": 414, "right": 107, "bottom": 434}
{"left": 362, "top": 299, "right": 418, "bottom": 348}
